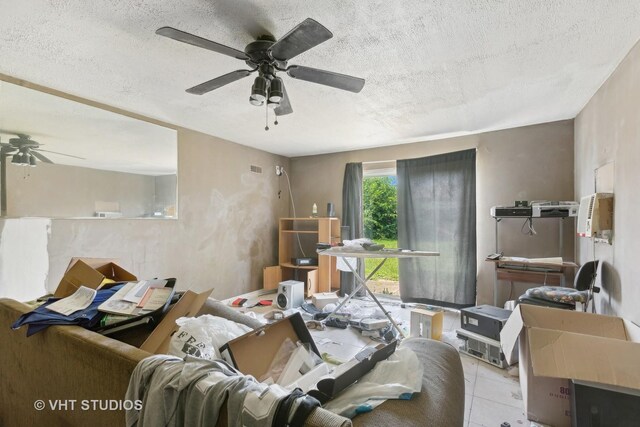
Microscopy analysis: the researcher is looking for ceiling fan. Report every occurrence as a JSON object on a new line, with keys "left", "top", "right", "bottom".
{"left": 156, "top": 18, "right": 365, "bottom": 122}
{"left": 0, "top": 133, "right": 84, "bottom": 167}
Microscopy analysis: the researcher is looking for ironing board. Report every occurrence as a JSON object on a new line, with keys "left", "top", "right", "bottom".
{"left": 317, "top": 247, "right": 439, "bottom": 338}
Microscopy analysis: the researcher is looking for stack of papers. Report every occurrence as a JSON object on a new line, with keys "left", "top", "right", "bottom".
{"left": 500, "top": 256, "right": 563, "bottom": 265}
{"left": 498, "top": 257, "right": 564, "bottom": 272}
{"left": 98, "top": 281, "right": 172, "bottom": 317}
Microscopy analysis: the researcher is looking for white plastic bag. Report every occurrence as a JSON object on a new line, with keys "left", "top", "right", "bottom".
{"left": 168, "top": 314, "right": 253, "bottom": 360}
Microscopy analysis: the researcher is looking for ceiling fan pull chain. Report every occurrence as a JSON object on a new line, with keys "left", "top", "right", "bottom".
{"left": 273, "top": 93, "right": 279, "bottom": 126}
{"left": 265, "top": 102, "right": 269, "bottom": 131}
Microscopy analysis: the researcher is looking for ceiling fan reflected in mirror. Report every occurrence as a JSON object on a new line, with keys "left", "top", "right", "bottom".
{"left": 0, "top": 133, "right": 85, "bottom": 167}
{"left": 156, "top": 18, "right": 365, "bottom": 129}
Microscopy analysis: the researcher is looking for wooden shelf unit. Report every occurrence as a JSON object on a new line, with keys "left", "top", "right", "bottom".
{"left": 263, "top": 217, "right": 341, "bottom": 295}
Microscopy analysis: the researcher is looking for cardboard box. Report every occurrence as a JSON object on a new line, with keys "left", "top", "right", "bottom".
{"left": 501, "top": 304, "right": 640, "bottom": 427}
{"left": 54, "top": 257, "right": 137, "bottom": 298}
{"left": 140, "top": 288, "right": 213, "bottom": 354}
{"left": 219, "top": 312, "right": 319, "bottom": 379}
{"left": 410, "top": 308, "right": 443, "bottom": 340}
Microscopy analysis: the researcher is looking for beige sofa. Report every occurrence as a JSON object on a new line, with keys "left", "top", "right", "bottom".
{"left": 0, "top": 298, "right": 465, "bottom": 427}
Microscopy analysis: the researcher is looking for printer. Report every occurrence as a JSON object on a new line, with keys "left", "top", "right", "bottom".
{"left": 490, "top": 205, "right": 532, "bottom": 218}
{"left": 531, "top": 201, "right": 579, "bottom": 218}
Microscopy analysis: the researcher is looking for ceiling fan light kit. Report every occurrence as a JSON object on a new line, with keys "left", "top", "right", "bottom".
{"left": 10, "top": 151, "right": 35, "bottom": 167}
{"left": 251, "top": 75, "right": 268, "bottom": 103}
{"left": 156, "top": 18, "right": 365, "bottom": 127}
{"left": 269, "top": 77, "right": 284, "bottom": 103}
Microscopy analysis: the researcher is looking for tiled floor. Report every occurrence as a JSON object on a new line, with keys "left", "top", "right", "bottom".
{"left": 307, "top": 297, "right": 528, "bottom": 427}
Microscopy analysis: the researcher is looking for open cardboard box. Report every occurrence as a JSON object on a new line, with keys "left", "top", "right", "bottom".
{"left": 220, "top": 312, "right": 397, "bottom": 403}
{"left": 220, "top": 312, "right": 320, "bottom": 379}
{"left": 501, "top": 304, "right": 640, "bottom": 427}
{"left": 54, "top": 257, "right": 137, "bottom": 298}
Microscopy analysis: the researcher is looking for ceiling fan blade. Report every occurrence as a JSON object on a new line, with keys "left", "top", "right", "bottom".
{"left": 287, "top": 65, "right": 365, "bottom": 93}
{"left": 35, "top": 149, "right": 85, "bottom": 160}
{"left": 269, "top": 18, "right": 332, "bottom": 61}
{"left": 274, "top": 86, "right": 293, "bottom": 116}
{"left": 156, "top": 27, "right": 249, "bottom": 61}
{"left": 30, "top": 150, "right": 54, "bottom": 164}
{"left": 186, "top": 69, "right": 253, "bottom": 95}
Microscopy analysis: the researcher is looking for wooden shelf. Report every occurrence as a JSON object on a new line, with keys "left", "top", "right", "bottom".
{"left": 263, "top": 217, "right": 342, "bottom": 295}
{"left": 280, "top": 217, "right": 339, "bottom": 221}
{"left": 280, "top": 262, "right": 318, "bottom": 270}
{"left": 281, "top": 230, "right": 318, "bottom": 234}
{"left": 495, "top": 268, "right": 563, "bottom": 286}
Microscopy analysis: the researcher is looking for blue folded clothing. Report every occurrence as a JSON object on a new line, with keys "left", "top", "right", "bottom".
{"left": 11, "top": 284, "right": 125, "bottom": 336}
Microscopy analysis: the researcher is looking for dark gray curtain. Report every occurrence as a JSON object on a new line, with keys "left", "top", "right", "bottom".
{"left": 341, "top": 163, "right": 364, "bottom": 296}
{"left": 397, "top": 149, "right": 476, "bottom": 308}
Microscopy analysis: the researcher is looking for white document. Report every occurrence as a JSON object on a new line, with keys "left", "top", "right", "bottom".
{"left": 122, "top": 280, "right": 150, "bottom": 304}
{"left": 98, "top": 282, "right": 139, "bottom": 315}
{"left": 139, "top": 287, "right": 173, "bottom": 312}
{"left": 46, "top": 286, "right": 97, "bottom": 316}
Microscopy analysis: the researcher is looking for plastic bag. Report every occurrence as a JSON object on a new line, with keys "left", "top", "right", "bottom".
{"left": 168, "top": 314, "right": 253, "bottom": 360}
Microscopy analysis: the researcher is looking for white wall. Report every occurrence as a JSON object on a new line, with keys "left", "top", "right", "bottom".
{"left": 575, "top": 39, "right": 640, "bottom": 323}
{"left": 0, "top": 218, "right": 50, "bottom": 300}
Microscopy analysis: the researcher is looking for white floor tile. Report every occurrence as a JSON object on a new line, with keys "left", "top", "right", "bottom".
{"left": 474, "top": 375, "right": 523, "bottom": 409}
{"left": 444, "top": 311, "right": 459, "bottom": 331}
{"left": 460, "top": 354, "right": 479, "bottom": 394}
{"left": 469, "top": 396, "right": 527, "bottom": 426}
{"left": 476, "top": 360, "right": 520, "bottom": 385}
{"left": 464, "top": 393, "right": 473, "bottom": 422}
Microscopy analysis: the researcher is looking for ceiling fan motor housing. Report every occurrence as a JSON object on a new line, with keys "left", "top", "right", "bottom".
{"left": 9, "top": 137, "right": 38, "bottom": 149}
{"left": 244, "top": 38, "right": 287, "bottom": 76}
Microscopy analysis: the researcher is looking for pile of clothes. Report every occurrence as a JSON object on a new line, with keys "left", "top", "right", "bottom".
{"left": 126, "top": 355, "right": 322, "bottom": 427}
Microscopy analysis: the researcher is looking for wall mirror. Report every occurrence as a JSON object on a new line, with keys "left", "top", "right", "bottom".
{"left": 0, "top": 79, "right": 178, "bottom": 219}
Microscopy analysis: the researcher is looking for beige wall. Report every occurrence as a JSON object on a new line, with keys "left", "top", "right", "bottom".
{"left": 6, "top": 163, "right": 156, "bottom": 218}
{"left": 0, "top": 128, "right": 290, "bottom": 300}
{"left": 575, "top": 40, "right": 640, "bottom": 323}
{"left": 290, "top": 121, "right": 575, "bottom": 305}
{"left": 155, "top": 174, "right": 177, "bottom": 215}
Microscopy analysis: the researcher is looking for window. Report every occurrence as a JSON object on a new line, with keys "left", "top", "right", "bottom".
{"left": 363, "top": 161, "right": 399, "bottom": 296}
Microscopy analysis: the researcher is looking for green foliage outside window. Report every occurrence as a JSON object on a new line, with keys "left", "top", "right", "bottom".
{"left": 363, "top": 177, "right": 397, "bottom": 240}
{"left": 363, "top": 176, "right": 399, "bottom": 284}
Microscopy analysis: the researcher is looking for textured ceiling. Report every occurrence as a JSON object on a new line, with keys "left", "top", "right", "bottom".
{"left": 1, "top": 0, "right": 640, "bottom": 158}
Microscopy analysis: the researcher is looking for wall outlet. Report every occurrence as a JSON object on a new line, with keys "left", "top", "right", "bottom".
{"left": 275, "top": 165, "right": 283, "bottom": 176}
